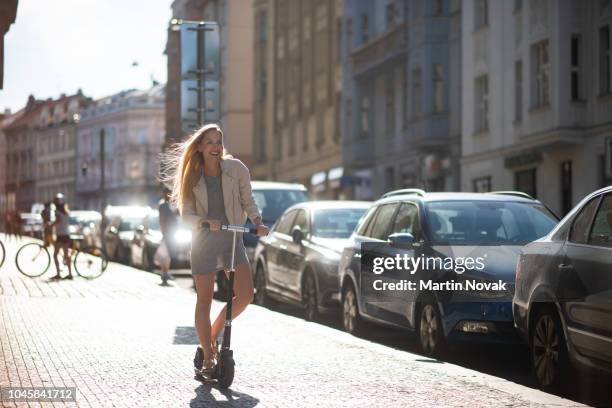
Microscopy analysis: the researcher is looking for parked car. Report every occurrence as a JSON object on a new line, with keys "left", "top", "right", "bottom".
{"left": 104, "top": 205, "right": 151, "bottom": 263}
{"left": 338, "top": 189, "right": 559, "bottom": 357}
{"left": 253, "top": 201, "right": 370, "bottom": 320}
{"left": 69, "top": 210, "right": 102, "bottom": 247}
{"left": 216, "top": 181, "right": 310, "bottom": 293}
{"left": 513, "top": 186, "right": 612, "bottom": 392}
{"left": 20, "top": 213, "right": 43, "bottom": 239}
{"left": 130, "top": 209, "right": 191, "bottom": 271}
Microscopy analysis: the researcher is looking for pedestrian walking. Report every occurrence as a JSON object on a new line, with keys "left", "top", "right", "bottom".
{"left": 165, "top": 123, "right": 269, "bottom": 375}
{"left": 41, "top": 201, "right": 54, "bottom": 247}
{"left": 155, "top": 187, "right": 176, "bottom": 285}
{"left": 50, "top": 193, "right": 73, "bottom": 280}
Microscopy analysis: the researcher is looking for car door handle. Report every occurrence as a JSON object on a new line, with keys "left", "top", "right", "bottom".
{"left": 558, "top": 263, "right": 575, "bottom": 273}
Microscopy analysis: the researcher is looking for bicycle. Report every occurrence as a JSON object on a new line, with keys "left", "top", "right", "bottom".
{"left": 0, "top": 238, "right": 5, "bottom": 269}
{"left": 15, "top": 234, "right": 108, "bottom": 279}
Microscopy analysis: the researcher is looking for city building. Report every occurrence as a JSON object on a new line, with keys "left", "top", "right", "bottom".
{"left": 34, "top": 92, "right": 91, "bottom": 206}
{"left": 75, "top": 85, "right": 166, "bottom": 211}
{"left": 3, "top": 96, "right": 45, "bottom": 212}
{"left": 251, "top": 0, "right": 344, "bottom": 198}
{"left": 461, "top": 0, "right": 612, "bottom": 216}
{"left": 341, "top": 0, "right": 462, "bottom": 200}
{"left": 0, "top": 109, "right": 14, "bottom": 214}
{"left": 165, "top": 0, "right": 255, "bottom": 166}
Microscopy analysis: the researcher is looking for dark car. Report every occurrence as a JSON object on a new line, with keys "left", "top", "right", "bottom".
{"left": 216, "top": 181, "right": 310, "bottom": 293}
{"left": 513, "top": 186, "right": 612, "bottom": 392}
{"left": 338, "top": 189, "right": 559, "bottom": 357}
{"left": 104, "top": 205, "right": 151, "bottom": 263}
{"left": 130, "top": 209, "right": 191, "bottom": 271}
{"left": 253, "top": 201, "right": 370, "bottom": 320}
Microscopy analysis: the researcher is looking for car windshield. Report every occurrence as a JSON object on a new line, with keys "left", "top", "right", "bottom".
{"left": 313, "top": 208, "right": 367, "bottom": 239}
{"left": 119, "top": 218, "right": 142, "bottom": 232}
{"left": 253, "top": 189, "right": 309, "bottom": 223}
{"left": 424, "top": 201, "right": 558, "bottom": 245}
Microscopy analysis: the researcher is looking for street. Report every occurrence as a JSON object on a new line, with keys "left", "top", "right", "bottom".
{"left": 0, "top": 236, "right": 601, "bottom": 407}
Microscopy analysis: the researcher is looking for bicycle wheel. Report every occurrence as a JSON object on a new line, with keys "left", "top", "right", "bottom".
{"left": 15, "top": 243, "right": 51, "bottom": 277}
{"left": 0, "top": 240, "right": 5, "bottom": 269}
{"left": 74, "top": 246, "right": 108, "bottom": 279}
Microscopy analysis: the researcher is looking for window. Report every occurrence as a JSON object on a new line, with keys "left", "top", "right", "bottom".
{"left": 391, "top": 203, "right": 420, "bottom": 237}
{"left": 260, "top": 71, "right": 267, "bottom": 101}
{"left": 360, "top": 95, "right": 370, "bottom": 135}
{"left": 570, "top": 197, "right": 600, "bottom": 244}
{"left": 385, "top": 73, "right": 395, "bottom": 136}
{"left": 561, "top": 161, "right": 573, "bottom": 216}
{"left": 571, "top": 35, "right": 582, "bottom": 101}
{"left": 600, "top": 25, "right": 611, "bottom": 95}
{"left": 345, "top": 18, "right": 352, "bottom": 51}
{"left": 589, "top": 195, "right": 612, "bottom": 247}
{"left": 360, "top": 14, "right": 369, "bottom": 43}
{"left": 385, "top": 166, "right": 395, "bottom": 191}
{"left": 402, "top": 68, "right": 408, "bottom": 129}
{"left": 275, "top": 210, "right": 298, "bottom": 235}
{"left": 356, "top": 206, "right": 378, "bottom": 236}
{"left": 412, "top": 68, "right": 422, "bottom": 116}
{"left": 515, "top": 60, "right": 523, "bottom": 121}
{"left": 368, "top": 204, "right": 398, "bottom": 240}
{"left": 345, "top": 98, "right": 353, "bottom": 139}
{"left": 474, "top": 0, "right": 488, "bottom": 30}
{"left": 532, "top": 40, "right": 550, "bottom": 107}
{"left": 515, "top": 168, "right": 537, "bottom": 198}
{"left": 433, "top": 0, "right": 443, "bottom": 16}
{"left": 313, "top": 208, "right": 367, "bottom": 238}
{"left": 258, "top": 11, "right": 267, "bottom": 42}
{"left": 475, "top": 75, "right": 489, "bottom": 132}
{"left": 386, "top": 2, "right": 396, "bottom": 29}
{"left": 514, "top": 0, "right": 523, "bottom": 11}
{"left": 433, "top": 64, "right": 444, "bottom": 113}
{"left": 473, "top": 176, "right": 492, "bottom": 193}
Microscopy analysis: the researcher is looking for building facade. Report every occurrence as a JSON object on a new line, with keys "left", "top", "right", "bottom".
{"left": 3, "top": 96, "right": 44, "bottom": 212}
{"left": 252, "top": 0, "right": 344, "bottom": 198}
{"left": 461, "top": 0, "right": 612, "bottom": 216}
{"left": 34, "top": 92, "right": 91, "bottom": 206}
{"left": 75, "top": 85, "right": 166, "bottom": 211}
{"left": 0, "top": 0, "right": 18, "bottom": 89}
{"left": 166, "top": 0, "right": 255, "bottom": 166}
{"left": 342, "top": 0, "right": 462, "bottom": 200}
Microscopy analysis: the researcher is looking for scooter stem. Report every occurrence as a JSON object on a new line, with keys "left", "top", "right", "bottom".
{"left": 222, "top": 230, "right": 237, "bottom": 351}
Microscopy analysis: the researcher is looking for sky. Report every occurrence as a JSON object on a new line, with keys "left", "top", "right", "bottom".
{"left": 0, "top": 0, "right": 173, "bottom": 113}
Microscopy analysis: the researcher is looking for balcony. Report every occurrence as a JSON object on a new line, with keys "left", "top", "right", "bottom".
{"left": 351, "top": 22, "right": 408, "bottom": 78}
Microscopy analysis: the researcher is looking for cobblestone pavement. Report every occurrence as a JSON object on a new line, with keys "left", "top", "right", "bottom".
{"left": 0, "top": 235, "right": 587, "bottom": 407}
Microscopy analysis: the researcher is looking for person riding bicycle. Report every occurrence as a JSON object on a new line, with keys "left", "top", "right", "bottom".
{"left": 50, "top": 193, "right": 73, "bottom": 280}
{"left": 41, "top": 201, "right": 54, "bottom": 247}
{"left": 167, "top": 123, "right": 269, "bottom": 376}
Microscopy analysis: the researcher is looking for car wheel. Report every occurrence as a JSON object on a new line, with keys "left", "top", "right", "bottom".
{"left": 530, "top": 306, "right": 569, "bottom": 394}
{"left": 253, "top": 263, "right": 268, "bottom": 306}
{"left": 417, "top": 296, "right": 446, "bottom": 358}
{"left": 342, "top": 282, "right": 365, "bottom": 335}
{"left": 302, "top": 271, "right": 318, "bottom": 321}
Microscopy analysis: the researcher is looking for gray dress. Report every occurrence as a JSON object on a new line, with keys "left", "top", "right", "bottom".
{"left": 191, "top": 174, "right": 248, "bottom": 276}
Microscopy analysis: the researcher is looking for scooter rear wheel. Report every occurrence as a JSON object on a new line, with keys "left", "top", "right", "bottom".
{"left": 216, "top": 355, "right": 235, "bottom": 389}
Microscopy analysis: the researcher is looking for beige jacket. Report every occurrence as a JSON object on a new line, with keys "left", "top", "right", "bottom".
{"left": 181, "top": 158, "right": 261, "bottom": 229}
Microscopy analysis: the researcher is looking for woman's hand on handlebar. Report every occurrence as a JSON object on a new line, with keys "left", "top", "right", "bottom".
{"left": 200, "top": 219, "right": 221, "bottom": 231}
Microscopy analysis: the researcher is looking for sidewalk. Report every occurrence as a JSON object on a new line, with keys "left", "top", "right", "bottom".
{"left": 0, "top": 235, "right": 585, "bottom": 407}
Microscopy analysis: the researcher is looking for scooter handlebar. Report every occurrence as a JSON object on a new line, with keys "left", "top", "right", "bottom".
{"left": 200, "top": 222, "right": 258, "bottom": 235}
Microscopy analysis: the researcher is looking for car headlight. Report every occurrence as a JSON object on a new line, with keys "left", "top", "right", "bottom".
{"left": 173, "top": 229, "right": 191, "bottom": 244}
{"left": 69, "top": 225, "right": 78, "bottom": 234}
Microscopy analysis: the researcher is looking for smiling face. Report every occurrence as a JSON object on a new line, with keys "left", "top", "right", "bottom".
{"left": 198, "top": 129, "right": 224, "bottom": 161}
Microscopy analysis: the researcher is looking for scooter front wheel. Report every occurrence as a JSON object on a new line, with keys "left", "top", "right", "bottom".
{"left": 216, "top": 355, "right": 235, "bottom": 389}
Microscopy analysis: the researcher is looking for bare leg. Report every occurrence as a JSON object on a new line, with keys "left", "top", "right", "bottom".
{"left": 63, "top": 245, "right": 72, "bottom": 277}
{"left": 53, "top": 243, "right": 62, "bottom": 275}
{"left": 194, "top": 273, "right": 216, "bottom": 361}
{"left": 211, "top": 262, "right": 254, "bottom": 342}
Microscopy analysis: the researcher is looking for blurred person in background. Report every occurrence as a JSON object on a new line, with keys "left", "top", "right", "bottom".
{"left": 155, "top": 187, "right": 176, "bottom": 285}
{"left": 50, "top": 194, "right": 73, "bottom": 280}
{"left": 41, "top": 201, "right": 54, "bottom": 247}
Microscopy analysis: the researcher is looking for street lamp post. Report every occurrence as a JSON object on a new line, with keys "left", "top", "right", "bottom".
{"left": 99, "top": 128, "right": 106, "bottom": 245}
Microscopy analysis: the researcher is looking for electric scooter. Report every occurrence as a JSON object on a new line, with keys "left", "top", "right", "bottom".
{"left": 195, "top": 223, "right": 258, "bottom": 389}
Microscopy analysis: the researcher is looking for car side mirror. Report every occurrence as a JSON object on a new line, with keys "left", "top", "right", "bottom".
{"left": 292, "top": 227, "right": 304, "bottom": 245}
{"left": 388, "top": 232, "right": 416, "bottom": 249}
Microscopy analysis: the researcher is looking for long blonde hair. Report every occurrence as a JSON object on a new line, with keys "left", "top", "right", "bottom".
{"left": 160, "top": 124, "right": 231, "bottom": 213}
